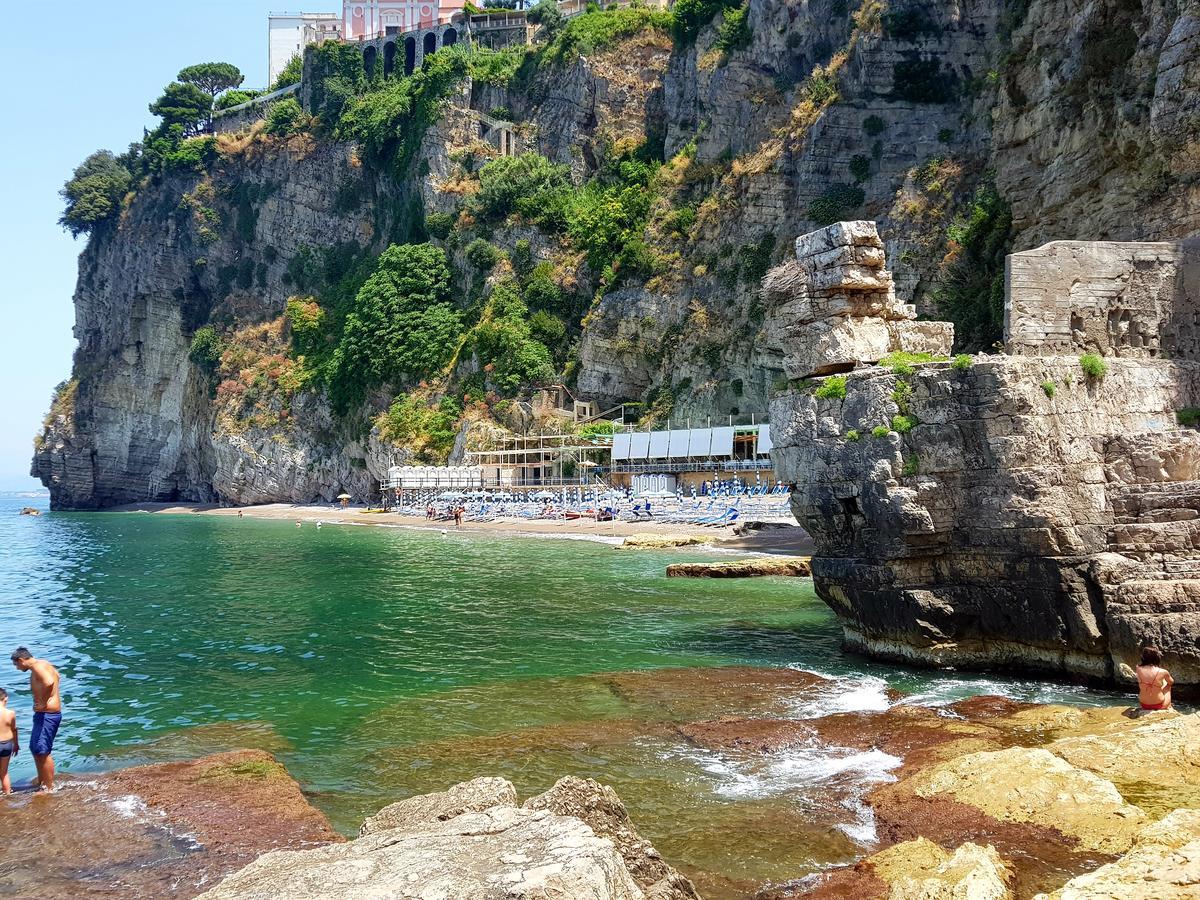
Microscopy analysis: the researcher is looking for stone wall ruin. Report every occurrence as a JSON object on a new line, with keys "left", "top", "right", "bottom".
{"left": 1005, "top": 239, "right": 1200, "bottom": 359}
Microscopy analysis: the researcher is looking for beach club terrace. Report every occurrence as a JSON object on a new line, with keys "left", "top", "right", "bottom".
{"left": 463, "top": 421, "right": 778, "bottom": 491}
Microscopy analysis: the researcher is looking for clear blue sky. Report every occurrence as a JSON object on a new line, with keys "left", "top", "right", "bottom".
{"left": 0, "top": 1, "right": 288, "bottom": 491}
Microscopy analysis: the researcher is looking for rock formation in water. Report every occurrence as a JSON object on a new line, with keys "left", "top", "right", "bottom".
{"left": 198, "top": 775, "right": 698, "bottom": 900}
{"left": 769, "top": 222, "right": 1200, "bottom": 688}
{"left": 34, "top": 0, "right": 1200, "bottom": 508}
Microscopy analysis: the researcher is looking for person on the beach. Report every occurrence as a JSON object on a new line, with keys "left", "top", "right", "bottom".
{"left": 1136, "top": 646, "right": 1174, "bottom": 711}
{"left": 0, "top": 687, "right": 17, "bottom": 794}
{"left": 10, "top": 649, "right": 61, "bottom": 792}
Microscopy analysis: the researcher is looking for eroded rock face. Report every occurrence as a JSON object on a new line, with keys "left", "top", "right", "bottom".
{"left": 760, "top": 221, "right": 954, "bottom": 379}
{"left": 359, "top": 775, "right": 518, "bottom": 836}
{"left": 770, "top": 351, "right": 1200, "bottom": 688}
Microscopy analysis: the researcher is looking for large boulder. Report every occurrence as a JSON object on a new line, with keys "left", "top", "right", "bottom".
{"left": 201, "top": 776, "right": 697, "bottom": 900}
{"left": 869, "top": 838, "right": 1012, "bottom": 900}
{"left": 359, "top": 776, "right": 518, "bottom": 836}
{"left": 524, "top": 777, "right": 700, "bottom": 900}
{"left": 199, "top": 805, "right": 644, "bottom": 899}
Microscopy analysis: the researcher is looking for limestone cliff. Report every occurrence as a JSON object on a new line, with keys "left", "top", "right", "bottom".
{"left": 768, "top": 224, "right": 1200, "bottom": 688}
{"left": 35, "top": 0, "right": 1200, "bottom": 508}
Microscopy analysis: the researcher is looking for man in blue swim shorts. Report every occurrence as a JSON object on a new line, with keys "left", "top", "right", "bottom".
{"left": 11, "top": 648, "right": 62, "bottom": 792}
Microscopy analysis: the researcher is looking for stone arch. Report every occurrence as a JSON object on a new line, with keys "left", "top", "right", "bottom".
{"left": 404, "top": 36, "right": 417, "bottom": 75}
{"left": 383, "top": 41, "right": 397, "bottom": 77}
{"left": 443, "top": 27, "right": 458, "bottom": 47}
{"left": 363, "top": 45, "right": 378, "bottom": 77}
{"left": 423, "top": 31, "right": 437, "bottom": 57}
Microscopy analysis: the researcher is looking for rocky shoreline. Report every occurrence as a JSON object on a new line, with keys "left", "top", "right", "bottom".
{"left": 9, "top": 675, "right": 1197, "bottom": 898}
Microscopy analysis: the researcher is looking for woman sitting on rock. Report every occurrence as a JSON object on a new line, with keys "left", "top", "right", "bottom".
{"left": 1136, "top": 646, "right": 1174, "bottom": 711}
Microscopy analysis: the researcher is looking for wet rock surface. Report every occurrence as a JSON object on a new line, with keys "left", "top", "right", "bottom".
{"left": 0, "top": 750, "right": 339, "bottom": 899}
{"left": 666, "top": 557, "right": 812, "bottom": 578}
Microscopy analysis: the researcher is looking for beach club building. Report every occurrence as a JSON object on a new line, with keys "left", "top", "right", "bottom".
{"left": 464, "top": 423, "right": 778, "bottom": 492}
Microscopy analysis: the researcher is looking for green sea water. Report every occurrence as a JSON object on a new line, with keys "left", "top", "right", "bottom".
{"left": 0, "top": 495, "right": 1118, "bottom": 893}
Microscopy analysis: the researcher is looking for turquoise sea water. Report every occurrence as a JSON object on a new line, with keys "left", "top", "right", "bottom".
{"left": 0, "top": 494, "right": 1120, "bottom": 892}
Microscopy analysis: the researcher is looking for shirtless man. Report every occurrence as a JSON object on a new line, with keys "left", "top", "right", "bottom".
{"left": 10, "top": 648, "right": 61, "bottom": 792}
{"left": 0, "top": 688, "right": 17, "bottom": 794}
{"left": 1135, "top": 645, "right": 1174, "bottom": 711}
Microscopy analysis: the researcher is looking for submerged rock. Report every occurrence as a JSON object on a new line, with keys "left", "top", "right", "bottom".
{"left": 665, "top": 557, "right": 811, "bottom": 578}
{"left": 618, "top": 534, "right": 716, "bottom": 550}
{"left": 0, "top": 749, "right": 339, "bottom": 899}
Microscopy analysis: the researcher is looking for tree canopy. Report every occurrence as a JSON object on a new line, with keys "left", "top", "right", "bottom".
{"left": 149, "top": 81, "right": 212, "bottom": 136}
{"left": 178, "top": 62, "right": 244, "bottom": 100}
{"left": 334, "top": 244, "right": 464, "bottom": 398}
{"left": 59, "top": 151, "right": 132, "bottom": 237}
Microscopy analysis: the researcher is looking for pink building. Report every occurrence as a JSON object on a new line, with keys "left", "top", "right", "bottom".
{"left": 343, "top": 0, "right": 465, "bottom": 38}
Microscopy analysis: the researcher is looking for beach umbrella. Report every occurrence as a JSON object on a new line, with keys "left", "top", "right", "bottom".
{"left": 532, "top": 490, "right": 556, "bottom": 500}
{"left": 437, "top": 491, "right": 464, "bottom": 500}
{"left": 337, "top": 493, "right": 352, "bottom": 499}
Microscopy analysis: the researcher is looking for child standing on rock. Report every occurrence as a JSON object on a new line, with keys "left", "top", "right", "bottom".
{"left": 0, "top": 688, "right": 17, "bottom": 793}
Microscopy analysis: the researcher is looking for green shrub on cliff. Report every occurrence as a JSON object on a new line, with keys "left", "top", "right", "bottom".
{"left": 331, "top": 244, "right": 463, "bottom": 407}
{"left": 540, "top": 6, "right": 671, "bottom": 67}
{"left": 466, "top": 238, "right": 502, "bottom": 270}
{"left": 378, "top": 394, "right": 462, "bottom": 460}
{"left": 808, "top": 184, "right": 865, "bottom": 227}
{"left": 1041, "top": 379, "right": 1057, "bottom": 398}
{"left": 952, "top": 353, "right": 973, "bottom": 371}
{"left": 871, "top": 425, "right": 891, "bottom": 439}
{"left": 1079, "top": 353, "right": 1108, "bottom": 379}
{"left": 468, "top": 280, "right": 555, "bottom": 396}
{"left": 892, "top": 413, "right": 917, "bottom": 433}
{"left": 814, "top": 375, "right": 847, "bottom": 400}
{"left": 672, "top": 0, "right": 740, "bottom": 43}
{"left": 266, "top": 98, "right": 307, "bottom": 135}
{"left": 189, "top": 326, "right": 224, "bottom": 372}
{"left": 931, "top": 183, "right": 1013, "bottom": 352}
{"left": 338, "top": 47, "right": 471, "bottom": 171}
{"left": 474, "top": 153, "right": 572, "bottom": 223}
{"left": 59, "top": 151, "right": 133, "bottom": 237}
{"left": 713, "top": 2, "right": 752, "bottom": 53}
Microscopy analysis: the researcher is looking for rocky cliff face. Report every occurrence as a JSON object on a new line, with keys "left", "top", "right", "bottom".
{"left": 36, "top": 0, "right": 1200, "bottom": 508}
{"left": 768, "top": 223, "right": 1200, "bottom": 688}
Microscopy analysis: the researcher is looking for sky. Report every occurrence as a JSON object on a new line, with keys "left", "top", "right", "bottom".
{"left": 0, "top": 1, "right": 291, "bottom": 491}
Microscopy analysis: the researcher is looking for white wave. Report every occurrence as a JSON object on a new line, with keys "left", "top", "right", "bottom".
{"left": 665, "top": 741, "right": 901, "bottom": 802}
{"left": 784, "top": 670, "right": 893, "bottom": 718}
{"left": 108, "top": 794, "right": 149, "bottom": 819}
{"left": 836, "top": 796, "right": 880, "bottom": 844}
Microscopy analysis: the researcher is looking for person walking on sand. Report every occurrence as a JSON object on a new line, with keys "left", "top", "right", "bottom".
{"left": 1136, "top": 645, "right": 1174, "bottom": 711}
{"left": 10, "top": 649, "right": 61, "bottom": 792}
{"left": 0, "top": 688, "right": 18, "bottom": 794}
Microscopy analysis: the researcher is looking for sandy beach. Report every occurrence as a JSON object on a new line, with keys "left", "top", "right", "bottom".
{"left": 105, "top": 501, "right": 814, "bottom": 555}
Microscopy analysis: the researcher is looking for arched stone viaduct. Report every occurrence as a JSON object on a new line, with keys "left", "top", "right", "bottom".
{"left": 358, "top": 21, "right": 460, "bottom": 79}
